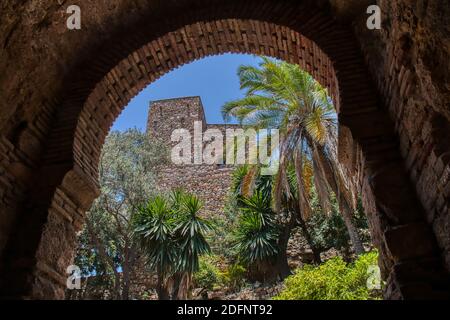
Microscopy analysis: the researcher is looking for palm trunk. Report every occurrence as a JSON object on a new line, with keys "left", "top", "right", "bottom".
{"left": 121, "top": 269, "right": 130, "bottom": 300}
{"left": 288, "top": 192, "right": 322, "bottom": 264}
{"left": 157, "top": 281, "right": 170, "bottom": 300}
{"left": 246, "top": 224, "right": 292, "bottom": 283}
{"left": 176, "top": 273, "right": 191, "bottom": 300}
{"left": 314, "top": 144, "right": 365, "bottom": 255}
{"left": 339, "top": 197, "right": 365, "bottom": 255}
{"left": 156, "top": 267, "right": 170, "bottom": 300}
{"left": 297, "top": 214, "right": 322, "bottom": 264}
{"left": 274, "top": 223, "right": 294, "bottom": 280}
{"left": 170, "top": 273, "right": 181, "bottom": 300}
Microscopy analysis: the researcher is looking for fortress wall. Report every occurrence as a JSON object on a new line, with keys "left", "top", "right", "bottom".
{"left": 148, "top": 96, "right": 240, "bottom": 217}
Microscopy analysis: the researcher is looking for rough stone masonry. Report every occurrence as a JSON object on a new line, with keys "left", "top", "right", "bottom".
{"left": 147, "top": 96, "right": 241, "bottom": 218}
{"left": 1, "top": 0, "right": 449, "bottom": 299}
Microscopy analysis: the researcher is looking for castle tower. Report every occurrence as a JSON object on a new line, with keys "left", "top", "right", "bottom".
{"left": 147, "top": 96, "right": 207, "bottom": 147}
{"left": 146, "top": 96, "right": 241, "bottom": 218}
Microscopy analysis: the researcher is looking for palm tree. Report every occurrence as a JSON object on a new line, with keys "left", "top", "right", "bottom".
{"left": 232, "top": 164, "right": 322, "bottom": 272}
{"left": 222, "top": 57, "right": 364, "bottom": 255}
{"left": 132, "top": 190, "right": 212, "bottom": 300}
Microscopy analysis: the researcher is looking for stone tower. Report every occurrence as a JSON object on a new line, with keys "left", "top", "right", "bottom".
{"left": 147, "top": 96, "right": 240, "bottom": 218}
{"left": 148, "top": 96, "right": 207, "bottom": 148}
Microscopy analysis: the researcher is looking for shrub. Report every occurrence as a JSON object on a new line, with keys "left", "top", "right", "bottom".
{"left": 220, "top": 263, "right": 247, "bottom": 292}
{"left": 273, "top": 251, "right": 382, "bottom": 300}
{"left": 307, "top": 210, "right": 350, "bottom": 252}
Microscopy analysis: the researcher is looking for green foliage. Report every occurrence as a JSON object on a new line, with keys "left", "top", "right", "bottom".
{"left": 308, "top": 211, "right": 349, "bottom": 251}
{"left": 193, "top": 255, "right": 247, "bottom": 292}
{"left": 353, "top": 197, "right": 372, "bottom": 243}
{"left": 274, "top": 251, "right": 382, "bottom": 300}
{"left": 74, "top": 210, "right": 121, "bottom": 278}
{"left": 306, "top": 188, "right": 371, "bottom": 253}
{"left": 205, "top": 207, "right": 238, "bottom": 260}
{"left": 307, "top": 189, "right": 351, "bottom": 252}
{"left": 222, "top": 57, "right": 335, "bottom": 138}
{"left": 231, "top": 165, "right": 251, "bottom": 196}
{"left": 232, "top": 191, "right": 280, "bottom": 265}
{"left": 99, "top": 128, "right": 169, "bottom": 208}
{"left": 73, "top": 129, "right": 168, "bottom": 299}
{"left": 132, "top": 195, "right": 178, "bottom": 277}
{"left": 132, "top": 190, "right": 212, "bottom": 279}
{"left": 220, "top": 263, "right": 247, "bottom": 292}
{"left": 175, "top": 194, "right": 213, "bottom": 274}
{"left": 222, "top": 57, "right": 367, "bottom": 256}
{"left": 193, "top": 256, "right": 221, "bottom": 291}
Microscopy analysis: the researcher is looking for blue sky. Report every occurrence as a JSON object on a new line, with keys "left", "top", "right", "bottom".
{"left": 112, "top": 54, "right": 262, "bottom": 131}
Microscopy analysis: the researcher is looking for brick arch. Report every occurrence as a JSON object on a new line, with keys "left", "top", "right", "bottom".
{"left": 0, "top": 0, "right": 448, "bottom": 300}
{"left": 72, "top": 19, "right": 339, "bottom": 188}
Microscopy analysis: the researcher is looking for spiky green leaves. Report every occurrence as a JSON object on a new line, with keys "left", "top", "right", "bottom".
{"left": 232, "top": 191, "right": 280, "bottom": 265}
{"left": 132, "top": 191, "right": 212, "bottom": 278}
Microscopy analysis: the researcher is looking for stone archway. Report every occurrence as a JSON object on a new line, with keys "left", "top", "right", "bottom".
{"left": 0, "top": 0, "right": 449, "bottom": 300}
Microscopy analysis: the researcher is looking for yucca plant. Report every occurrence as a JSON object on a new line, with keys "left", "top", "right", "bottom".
{"left": 231, "top": 165, "right": 298, "bottom": 281}
{"left": 173, "top": 194, "right": 212, "bottom": 299}
{"left": 233, "top": 192, "right": 279, "bottom": 262}
{"left": 233, "top": 191, "right": 281, "bottom": 281}
{"left": 133, "top": 195, "right": 177, "bottom": 299}
{"left": 176, "top": 194, "right": 212, "bottom": 273}
{"left": 133, "top": 190, "right": 212, "bottom": 300}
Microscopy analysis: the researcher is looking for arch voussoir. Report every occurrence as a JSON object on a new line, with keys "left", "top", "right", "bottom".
{"left": 0, "top": 0, "right": 448, "bottom": 300}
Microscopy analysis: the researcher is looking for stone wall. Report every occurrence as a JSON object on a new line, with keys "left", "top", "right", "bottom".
{"left": 353, "top": 0, "right": 450, "bottom": 274}
{"left": 0, "top": 0, "right": 449, "bottom": 299}
{"left": 334, "top": 0, "right": 450, "bottom": 290}
{"left": 148, "top": 96, "right": 240, "bottom": 217}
